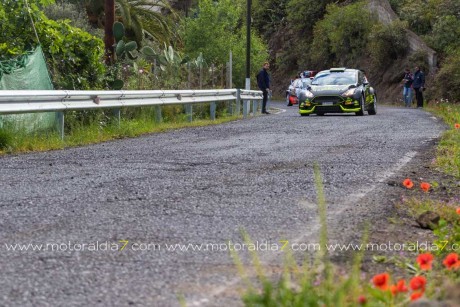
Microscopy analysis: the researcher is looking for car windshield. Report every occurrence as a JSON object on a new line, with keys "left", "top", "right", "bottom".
{"left": 311, "top": 71, "right": 356, "bottom": 86}
{"left": 301, "top": 78, "right": 312, "bottom": 87}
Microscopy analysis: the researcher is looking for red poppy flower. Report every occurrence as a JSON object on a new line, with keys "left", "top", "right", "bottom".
{"left": 403, "top": 178, "right": 414, "bottom": 189}
{"left": 358, "top": 295, "right": 367, "bottom": 305}
{"left": 442, "top": 253, "right": 460, "bottom": 270}
{"left": 410, "top": 291, "right": 424, "bottom": 301}
{"left": 390, "top": 279, "right": 409, "bottom": 295}
{"left": 395, "top": 279, "right": 408, "bottom": 293}
{"left": 456, "top": 207, "right": 460, "bottom": 215}
{"left": 409, "top": 276, "right": 427, "bottom": 291}
{"left": 416, "top": 253, "right": 434, "bottom": 270}
{"left": 420, "top": 182, "right": 431, "bottom": 192}
{"left": 455, "top": 123, "right": 460, "bottom": 129}
{"left": 372, "top": 272, "right": 390, "bottom": 290}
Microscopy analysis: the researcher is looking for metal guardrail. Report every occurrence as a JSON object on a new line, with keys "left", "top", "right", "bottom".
{"left": 0, "top": 89, "right": 263, "bottom": 139}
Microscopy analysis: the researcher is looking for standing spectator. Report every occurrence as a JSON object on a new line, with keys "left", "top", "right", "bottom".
{"left": 257, "top": 62, "right": 271, "bottom": 114}
{"left": 402, "top": 68, "right": 413, "bottom": 107}
{"left": 413, "top": 66, "right": 425, "bottom": 108}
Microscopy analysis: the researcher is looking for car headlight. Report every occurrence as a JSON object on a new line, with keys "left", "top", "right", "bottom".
{"left": 304, "top": 90, "right": 314, "bottom": 98}
{"left": 341, "top": 88, "right": 356, "bottom": 97}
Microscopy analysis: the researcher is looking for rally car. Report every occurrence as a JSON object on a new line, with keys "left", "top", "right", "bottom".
{"left": 298, "top": 68, "right": 377, "bottom": 116}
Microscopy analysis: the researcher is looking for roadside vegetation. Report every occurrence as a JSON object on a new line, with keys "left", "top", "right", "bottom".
{"left": 0, "top": 105, "right": 240, "bottom": 154}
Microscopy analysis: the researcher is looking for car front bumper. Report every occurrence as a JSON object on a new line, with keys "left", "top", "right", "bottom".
{"left": 299, "top": 96, "right": 361, "bottom": 114}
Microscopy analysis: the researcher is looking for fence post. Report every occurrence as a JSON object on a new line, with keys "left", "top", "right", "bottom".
{"left": 56, "top": 111, "right": 64, "bottom": 140}
{"left": 186, "top": 104, "right": 193, "bottom": 122}
{"left": 210, "top": 102, "right": 216, "bottom": 120}
{"left": 154, "top": 105, "right": 162, "bottom": 123}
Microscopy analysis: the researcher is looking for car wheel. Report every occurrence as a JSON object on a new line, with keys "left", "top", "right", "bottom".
{"left": 355, "top": 95, "right": 365, "bottom": 116}
{"left": 368, "top": 95, "right": 377, "bottom": 115}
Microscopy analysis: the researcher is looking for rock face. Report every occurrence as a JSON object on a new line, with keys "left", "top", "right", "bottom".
{"left": 416, "top": 211, "right": 440, "bottom": 230}
{"left": 367, "top": 0, "right": 437, "bottom": 71}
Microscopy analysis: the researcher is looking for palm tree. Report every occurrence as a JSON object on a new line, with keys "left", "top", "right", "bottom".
{"left": 87, "top": 0, "right": 176, "bottom": 62}
{"left": 105, "top": 0, "right": 115, "bottom": 63}
{"left": 115, "top": 0, "right": 177, "bottom": 47}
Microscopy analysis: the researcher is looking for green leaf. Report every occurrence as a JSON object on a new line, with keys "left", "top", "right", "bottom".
{"left": 115, "top": 40, "right": 126, "bottom": 56}
{"left": 111, "top": 79, "right": 124, "bottom": 90}
{"left": 140, "top": 46, "right": 156, "bottom": 57}
{"left": 125, "top": 41, "right": 138, "bottom": 52}
{"left": 113, "top": 22, "right": 125, "bottom": 42}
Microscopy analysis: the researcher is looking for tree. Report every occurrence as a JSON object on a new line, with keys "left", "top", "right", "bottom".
{"left": 115, "top": 0, "right": 177, "bottom": 47}
{"left": 86, "top": 0, "right": 176, "bottom": 56}
{"left": 183, "top": 0, "right": 268, "bottom": 88}
{"left": 105, "top": 0, "right": 115, "bottom": 63}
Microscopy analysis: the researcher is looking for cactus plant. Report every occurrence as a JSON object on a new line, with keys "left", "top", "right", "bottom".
{"left": 112, "top": 22, "right": 138, "bottom": 60}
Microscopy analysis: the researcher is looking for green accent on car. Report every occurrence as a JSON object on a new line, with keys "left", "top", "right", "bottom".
{"left": 299, "top": 104, "right": 362, "bottom": 115}
{"left": 366, "top": 94, "right": 375, "bottom": 104}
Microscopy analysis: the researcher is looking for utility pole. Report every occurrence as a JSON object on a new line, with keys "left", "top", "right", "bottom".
{"left": 245, "top": 0, "right": 251, "bottom": 90}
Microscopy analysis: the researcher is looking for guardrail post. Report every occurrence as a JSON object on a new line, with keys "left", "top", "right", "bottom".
{"left": 56, "top": 111, "right": 64, "bottom": 140}
{"left": 236, "top": 89, "right": 241, "bottom": 116}
{"left": 210, "top": 102, "right": 216, "bottom": 120}
{"left": 113, "top": 108, "right": 121, "bottom": 127}
{"left": 243, "top": 99, "right": 248, "bottom": 118}
{"left": 227, "top": 100, "right": 232, "bottom": 116}
{"left": 252, "top": 99, "right": 257, "bottom": 116}
{"left": 154, "top": 105, "right": 162, "bottom": 123}
{"left": 185, "top": 104, "right": 193, "bottom": 122}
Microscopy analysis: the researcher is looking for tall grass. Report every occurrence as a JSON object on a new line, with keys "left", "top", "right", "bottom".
{"left": 238, "top": 163, "right": 369, "bottom": 307}
{"left": 426, "top": 103, "right": 460, "bottom": 178}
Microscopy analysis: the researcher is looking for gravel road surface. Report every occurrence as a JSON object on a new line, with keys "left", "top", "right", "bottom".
{"left": 0, "top": 101, "right": 446, "bottom": 306}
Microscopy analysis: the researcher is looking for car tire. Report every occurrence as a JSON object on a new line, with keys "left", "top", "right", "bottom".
{"left": 317, "top": 113, "right": 325, "bottom": 116}
{"left": 368, "top": 95, "right": 377, "bottom": 115}
{"left": 300, "top": 113, "right": 309, "bottom": 116}
{"left": 355, "top": 95, "right": 365, "bottom": 116}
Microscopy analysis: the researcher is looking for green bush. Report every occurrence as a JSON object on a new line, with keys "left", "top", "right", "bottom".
{"left": 432, "top": 49, "right": 460, "bottom": 102}
{"left": 425, "top": 15, "right": 460, "bottom": 56}
{"left": 0, "top": 128, "right": 13, "bottom": 150}
{"left": 368, "top": 20, "right": 408, "bottom": 68}
{"left": 310, "top": 1, "right": 372, "bottom": 68}
{"left": 0, "top": 0, "right": 105, "bottom": 90}
{"left": 36, "top": 18, "right": 105, "bottom": 90}
{"left": 398, "top": 0, "right": 432, "bottom": 35}
{"left": 183, "top": 0, "right": 268, "bottom": 89}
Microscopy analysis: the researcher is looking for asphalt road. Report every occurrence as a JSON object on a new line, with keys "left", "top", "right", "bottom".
{"left": 0, "top": 101, "right": 446, "bottom": 306}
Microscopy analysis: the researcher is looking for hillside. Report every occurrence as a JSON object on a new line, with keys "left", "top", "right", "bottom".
{"left": 249, "top": 0, "right": 460, "bottom": 103}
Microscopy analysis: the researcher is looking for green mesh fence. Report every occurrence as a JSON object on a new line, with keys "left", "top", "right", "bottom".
{"left": 0, "top": 45, "right": 56, "bottom": 131}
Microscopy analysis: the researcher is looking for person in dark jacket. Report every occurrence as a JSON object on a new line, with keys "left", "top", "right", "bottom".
{"left": 402, "top": 68, "right": 413, "bottom": 107}
{"left": 412, "top": 66, "right": 425, "bottom": 108}
{"left": 257, "top": 62, "right": 271, "bottom": 114}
